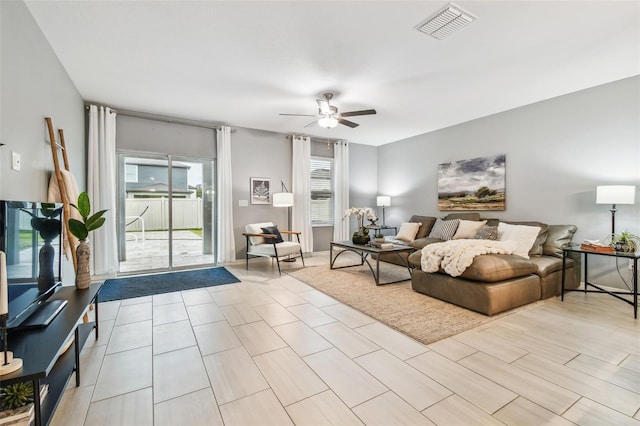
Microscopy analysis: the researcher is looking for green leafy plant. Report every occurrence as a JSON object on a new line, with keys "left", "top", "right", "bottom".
{"left": 68, "top": 192, "right": 107, "bottom": 241}
{"left": 0, "top": 382, "right": 33, "bottom": 410}
{"left": 611, "top": 231, "right": 639, "bottom": 253}
{"left": 375, "top": 233, "right": 384, "bottom": 239}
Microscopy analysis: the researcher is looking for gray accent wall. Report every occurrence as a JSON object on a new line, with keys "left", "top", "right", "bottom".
{"left": 0, "top": 0, "right": 85, "bottom": 202}
{"left": 378, "top": 76, "right": 640, "bottom": 287}
{"left": 1, "top": 0, "right": 85, "bottom": 285}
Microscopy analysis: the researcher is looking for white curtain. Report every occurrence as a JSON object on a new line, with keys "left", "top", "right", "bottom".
{"left": 292, "top": 135, "right": 313, "bottom": 252}
{"left": 216, "top": 126, "right": 236, "bottom": 263}
{"left": 87, "top": 105, "right": 118, "bottom": 276}
{"left": 333, "top": 140, "right": 350, "bottom": 241}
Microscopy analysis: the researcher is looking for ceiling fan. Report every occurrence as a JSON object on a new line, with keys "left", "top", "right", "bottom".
{"left": 280, "top": 93, "right": 376, "bottom": 129}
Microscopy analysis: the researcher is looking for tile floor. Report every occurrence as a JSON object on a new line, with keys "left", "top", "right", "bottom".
{"left": 52, "top": 253, "right": 640, "bottom": 425}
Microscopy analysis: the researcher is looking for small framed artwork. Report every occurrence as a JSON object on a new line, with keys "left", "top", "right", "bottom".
{"left": 250, "top": 177, "right": 271, "bottom": 205}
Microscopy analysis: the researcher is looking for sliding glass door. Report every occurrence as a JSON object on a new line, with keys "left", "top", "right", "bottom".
{"left": 117, "top": 153, "right": 215, "bottom": 274}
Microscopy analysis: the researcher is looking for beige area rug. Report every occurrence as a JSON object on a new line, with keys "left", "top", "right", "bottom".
{"left": 288, "top": 263, "right": 545, "bottom": 345}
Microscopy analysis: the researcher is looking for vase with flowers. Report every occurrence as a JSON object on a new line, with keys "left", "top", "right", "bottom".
{"left": 344, "top": 207, "right": 377, "bottom": 245}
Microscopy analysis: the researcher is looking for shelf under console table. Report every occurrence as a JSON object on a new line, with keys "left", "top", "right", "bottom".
{"left": 561, "top": 247, "right": 638, "bottom": 318}
{"left": 1, "top": 282, "right": 103, "bottom": 426}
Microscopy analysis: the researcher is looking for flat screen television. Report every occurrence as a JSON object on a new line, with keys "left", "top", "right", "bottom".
{"left": 1, "top": 200, "right": 65, "bottom": 328}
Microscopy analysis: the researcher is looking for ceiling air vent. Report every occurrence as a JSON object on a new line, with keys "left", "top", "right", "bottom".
{"left": 415, "top": 3, "right": 476, "bottom": 40}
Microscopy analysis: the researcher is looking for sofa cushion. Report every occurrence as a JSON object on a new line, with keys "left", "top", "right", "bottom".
{"left": 457, "top": 254, "right": 538, "bottom": 283}
{"left": 408, "top": 250, "right": 422, "bottom": 268}
{"left": 475, "top": 225, "right": 498, "bottom": 240}
{"left": 396, "top": 222, "right": 422, "bottom": 242}
{"left": 505, "top": 221, "right": 549, "bottom": 256}
{"left": 443, "top": 212, "right": 481, "bottom": 221}
{"left": 543, "top": 225, "right": 578, "bottom": 257}
{"left": 498, "top": 222, "right": 541, "bottom": 259}
{"left": 453, "top": 220, "right": 487, "bottom": 239}
{"left": 527, "top": 256, "right": 575, "bottom": 278}
{"left": 409, "top": 237, "right": 443, "bottom": 250}
{"left": 428, "top": 218, "right": 460, "bottom": 241}
{"left": 410, "top": 215, "right": 437, "bottom": 239}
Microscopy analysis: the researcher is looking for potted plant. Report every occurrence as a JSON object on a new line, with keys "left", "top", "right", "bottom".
{"left": 373, "top": 233, "right": 385, "bottom": 244}
{"left": 610, "top": 231, "right": 639, "bottom": 253}
{"left": 344, "top": 207, "right": 377, "bottom": 244}
{"left": 68, "top": 192, "right": 107, "bottom": 289}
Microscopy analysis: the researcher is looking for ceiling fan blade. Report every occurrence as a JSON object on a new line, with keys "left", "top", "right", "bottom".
{"left": 338, "top": 118, "right": 359, "bottom": 128}
{"left": 340, "top": 109, "right": 377, "bottom": 117}
{"left": 304, "top": 120, "right": 318, "bottom": 128}
{"left": 316, "top": 99, "right": 331, "bottom": 115}
{"left": 279, "top": 113, "right": 316, "bottom": 117}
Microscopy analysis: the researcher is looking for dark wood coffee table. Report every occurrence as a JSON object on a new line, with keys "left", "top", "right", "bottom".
{"left": 330, "top": 240, "right": 415, "bottom": 285}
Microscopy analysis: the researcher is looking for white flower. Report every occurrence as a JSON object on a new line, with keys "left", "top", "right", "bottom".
{"left": 344, "top": 207, "right": 377, "bottom": 222}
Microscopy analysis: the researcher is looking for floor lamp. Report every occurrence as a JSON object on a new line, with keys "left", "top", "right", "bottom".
{"left": 273, "top": 181, "right": 296, "bottom": 262}
{"left": 596, "top": 185, "right": 636, "bottom": 236}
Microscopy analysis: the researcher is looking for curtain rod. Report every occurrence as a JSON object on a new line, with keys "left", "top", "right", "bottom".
{"left": 84, "top": 103, "right": 236, "bottom": 132}
{"left": 286, "top": 134, "right": 344, "bottom": 144}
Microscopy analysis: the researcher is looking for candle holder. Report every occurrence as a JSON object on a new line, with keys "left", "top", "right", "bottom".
{"left": 0, "top": 313, "right": 22, "bottom": 375}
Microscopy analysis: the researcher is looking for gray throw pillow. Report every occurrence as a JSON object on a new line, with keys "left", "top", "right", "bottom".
{"left": 475, "top": 225, "right": 498, "bottom": 240}
{"left": 428, "top": 218, "right": 460, "bottom": 240}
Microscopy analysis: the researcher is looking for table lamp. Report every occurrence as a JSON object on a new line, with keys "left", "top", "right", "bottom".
{"left": 377, "top": 196, "right": 391, "bottom": 226}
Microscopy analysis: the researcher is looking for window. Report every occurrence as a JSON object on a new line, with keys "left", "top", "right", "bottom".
{"left": 310, "top": 157, "right": 334, "bottom": 226}
{"left": 125, "top": 164, "right": 138, "bottom": 182}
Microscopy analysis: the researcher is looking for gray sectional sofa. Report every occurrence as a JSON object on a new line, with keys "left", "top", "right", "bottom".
{"left": 380, "top": 213, "right": 580, "bottom": 315}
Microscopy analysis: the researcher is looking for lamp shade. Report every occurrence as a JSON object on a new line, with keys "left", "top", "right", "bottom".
{"left": 273, "top": 192, "right": 294, "bottom": 207}
{"left": 596, "top": 185, "right": 636, "bottom": 205}
{"left": 377, "top": 196, "right": 391, "bottom": 207}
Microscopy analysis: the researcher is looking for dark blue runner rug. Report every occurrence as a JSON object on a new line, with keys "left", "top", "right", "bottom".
{"left": 99, "top": 267, "right": 241, "bottom": 302}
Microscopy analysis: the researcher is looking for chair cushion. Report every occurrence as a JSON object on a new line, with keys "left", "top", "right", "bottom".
{"left": 246, "top": 222, "right": 275, "bottom": 245}
{"left": 458, "top": 254, "right": 538, "bottom": 282}
{"left": 261, "top": 225, "right": 284, "bottom": 243}
{"left": 248, "top": 241, "right": 301, "bottom": 257}
{"left": 475, "top": 225, "right": 498, "bottom": 240}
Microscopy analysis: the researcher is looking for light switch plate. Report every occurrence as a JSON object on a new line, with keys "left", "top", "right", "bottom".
{"left": 239, "top": 199, "right": 248, "bottom": 207}
{"left": 11, "top": 151, "right": 20, "bottom": 171}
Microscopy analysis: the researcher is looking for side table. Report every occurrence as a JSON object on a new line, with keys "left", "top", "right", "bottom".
{"left": 366, "top": 225, "right": 397, "bottom": 236}
{"left": 561, "top": 247, "right": 638, "bottom": 318}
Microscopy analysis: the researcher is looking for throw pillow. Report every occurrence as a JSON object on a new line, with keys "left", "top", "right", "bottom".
{"left": 427, "top": 218, "right": 460, "bottom": 241}
{"left": 497, "top": 222, "right": 541, "bottom": 259}
{"left": 453, "top": 220, "right": 487, "bottom": 239}
{"left": 261, "top": 225, "right": 284, "bottom": 243}
{"left": 395, "top": 222, "right": 422, "bottom": 242}
{"left": 475, "top": 225, "right": 498, "bottom": 240}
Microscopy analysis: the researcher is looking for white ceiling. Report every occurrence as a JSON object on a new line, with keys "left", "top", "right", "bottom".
{"left": 25, "top": 1, "right": 640, "bottom": 146}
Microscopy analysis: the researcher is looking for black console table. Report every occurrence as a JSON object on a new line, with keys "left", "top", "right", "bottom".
{"left": 562, "top": 247, "right": 638, "bottom": 318}
{"left": 1, "top": 282, "right": 102, "bottom": 425}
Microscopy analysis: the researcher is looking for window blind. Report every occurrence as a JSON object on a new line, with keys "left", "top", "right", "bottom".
{"left": 310, "top": 157, "right": 334, "bottom": 225}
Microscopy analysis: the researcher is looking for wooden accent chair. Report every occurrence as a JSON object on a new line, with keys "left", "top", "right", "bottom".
{"left": 243, "top": 222, "right": 305, "bottom": 274}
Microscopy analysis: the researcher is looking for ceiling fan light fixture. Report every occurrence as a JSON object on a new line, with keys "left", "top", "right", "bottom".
{"left": 318, "top": 116, "right": 339, "bottom": 128}
{"left": 415, "top": 3, "right": 476, "bottom": 40}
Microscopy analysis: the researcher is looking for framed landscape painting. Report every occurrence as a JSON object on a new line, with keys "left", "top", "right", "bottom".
{"left": 438, "top": 154, "right": 506, "bottom": 211}
{"left": 250, "top": 177, "right": 271, "bottom": 204}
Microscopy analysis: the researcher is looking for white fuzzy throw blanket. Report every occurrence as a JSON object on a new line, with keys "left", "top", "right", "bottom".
{"left": 421, "top": 239, "right": 514, "bottom": 277}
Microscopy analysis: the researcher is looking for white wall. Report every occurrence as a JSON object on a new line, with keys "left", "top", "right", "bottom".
{"left": 1, "top": 0, "right": 85, "bottom": 284}
{"left": 378, "top": 76, "right": 640, "bottom": 287}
